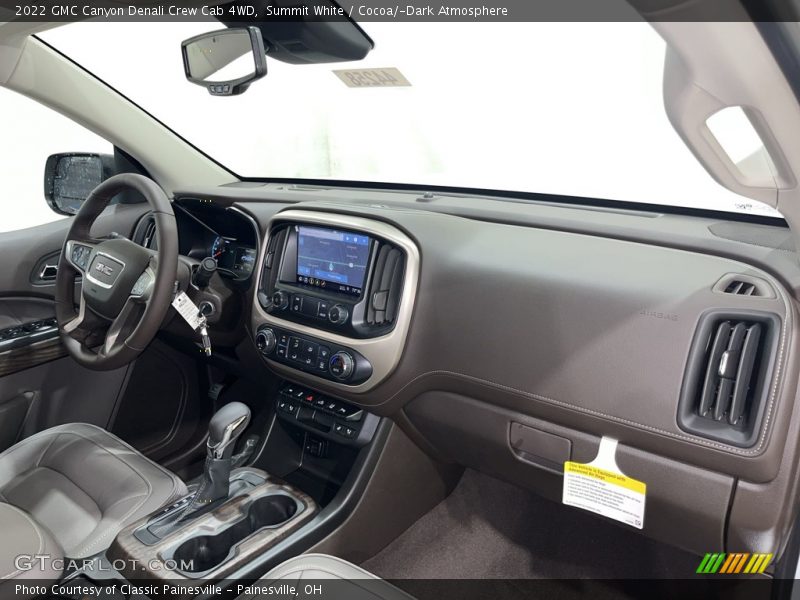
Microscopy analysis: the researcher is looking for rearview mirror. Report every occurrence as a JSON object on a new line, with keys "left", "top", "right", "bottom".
{"left": 44, "top": 153, "right": 114, "bottom": 216}
{"left": 181, "top": 27, "right": 267, "bottom": 96}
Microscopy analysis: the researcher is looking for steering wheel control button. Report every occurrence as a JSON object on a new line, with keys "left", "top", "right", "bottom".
{"left": 131, "top": 271, "right": 153, "bottom": 297}
{"left": 70, "top": 243, "right": 92, "bottom": 271}
{"left": 329, "top": 351, "right": 355, "bottom": 380}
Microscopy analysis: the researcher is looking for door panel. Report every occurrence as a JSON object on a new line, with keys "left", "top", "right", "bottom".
{"left": 0, "top": 203, "right": 146, "bottom": 294}
{"left": 0, "top": 356, "right": 131, "bottom": 452}
{"left": 0, "top": 202, "right": 148, "bottom": 450}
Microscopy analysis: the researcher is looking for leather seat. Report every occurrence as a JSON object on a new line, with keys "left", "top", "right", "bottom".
{"left": 238, "top": 554, "right": 413, "bottom": 600}
{"left": 0, "top": 503, "right": 62, "bottom": 580}
{"left": 0, "top": 423, "right": 187, "bottom": 572}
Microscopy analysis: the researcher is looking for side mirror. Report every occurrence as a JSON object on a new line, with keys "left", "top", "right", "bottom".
{"left": 44, "top": 153, "right": 114, "bottom": 216}
{"left": 181, "top": 27, "right": 267, "bottom": 96}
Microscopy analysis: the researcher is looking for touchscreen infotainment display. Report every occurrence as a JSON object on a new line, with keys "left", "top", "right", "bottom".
{"left": 296, "top": 226, "right": 371, "bottom": 296}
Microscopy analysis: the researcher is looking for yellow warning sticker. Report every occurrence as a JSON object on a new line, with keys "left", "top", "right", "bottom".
{"left": 564, "top": 462, "right": 646, "bottom": 494}
{"left": 563, "top": 457, "right": 646, "bottom": 529}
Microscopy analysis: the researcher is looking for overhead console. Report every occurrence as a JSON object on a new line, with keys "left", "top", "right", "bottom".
{"left": 251, "top": 210, "right": 419, "bottom": 391}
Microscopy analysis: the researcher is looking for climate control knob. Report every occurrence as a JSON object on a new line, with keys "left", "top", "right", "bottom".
{"left": 329, "top": 351, "right": 355, "bottom": 380}
{"left": 271, "top": 291, "right": 289, "bottom": 311}
{"left": 328, "top": 304, "right": 349, "bottom": 325}
{"left": 255, "top": 328, "right": 277, "bottom": 356}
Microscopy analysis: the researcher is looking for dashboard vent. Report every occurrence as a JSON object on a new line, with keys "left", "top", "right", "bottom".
{"left": 697, "top": 320, "right": 763, "bottom": 425}
{"left": 724, "top": 280, "right": 758, "bottom": 296}
{"left": 133, "top": 215, "right": 157, "bottom": 249}
{"left": 258, "top": 227, "right": 287, "bottom": 309}
{"left": 714, "top": 274, "right": 775, "bottom": 299}
{"left": 365, "top": 242, "right": 404, "bottom": 327}
{"left": 142, "top": 219, "right": 157, "bottom": 249}
{"left": 678, "top": 311, "right": 779, "bottom": 447}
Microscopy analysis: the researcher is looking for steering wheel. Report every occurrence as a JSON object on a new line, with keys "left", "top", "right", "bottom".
{"left": 55, "top": 174, "right": 178, "bottom": 370}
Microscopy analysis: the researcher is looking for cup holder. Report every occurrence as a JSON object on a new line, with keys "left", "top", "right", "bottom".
{"left": 172, "top": 494, "right": 298, "bottom": 574}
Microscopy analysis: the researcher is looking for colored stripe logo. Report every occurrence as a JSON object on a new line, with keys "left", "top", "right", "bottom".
{"left": 697, "top": 553, "right": 773, "bottom": 574}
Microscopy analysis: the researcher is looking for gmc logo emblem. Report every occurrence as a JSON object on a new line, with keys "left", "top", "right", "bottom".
{"left": 95, "top": 262, "right": 114, "bottom": 277}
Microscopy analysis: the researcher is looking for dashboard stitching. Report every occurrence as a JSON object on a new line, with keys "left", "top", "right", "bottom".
{"left": 755, "top": 279, "right": 790, "bottom": 454}
{"left": 386, "top": 282, "right": 790, "bottom": 457}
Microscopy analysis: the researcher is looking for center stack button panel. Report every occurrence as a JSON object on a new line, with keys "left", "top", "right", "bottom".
{"left": 274, "top": 382, "right": 379, "bottom": 447}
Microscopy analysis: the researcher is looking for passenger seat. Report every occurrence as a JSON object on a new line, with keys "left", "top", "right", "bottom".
{"left": 238, "top": 554, "right": 413, "bottom": 600}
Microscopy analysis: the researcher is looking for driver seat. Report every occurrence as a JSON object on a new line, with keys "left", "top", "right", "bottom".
{"left": 0, "top": 423, "right": 187, "bottom": 578}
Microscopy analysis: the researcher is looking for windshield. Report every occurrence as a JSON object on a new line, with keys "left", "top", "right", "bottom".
{"left": 42, "top": 21, "right": 781, "bottom": 217}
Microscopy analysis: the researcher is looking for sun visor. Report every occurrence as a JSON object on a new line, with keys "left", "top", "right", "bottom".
{"left": 219, "top": 0, "right": 374, "bottom": 65}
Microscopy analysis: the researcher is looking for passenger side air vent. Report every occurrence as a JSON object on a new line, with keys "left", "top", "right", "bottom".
{"left": 678, "top": 312, "right": 779, "bottom": 447}
{"left": 365, "top": 242, "right": 405, "bottom": 328}
{"left": 697, "top": 320, "right": 763, "bottom": 425}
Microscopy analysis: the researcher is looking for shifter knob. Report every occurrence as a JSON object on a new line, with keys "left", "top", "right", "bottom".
{"left": 207, "top": 402, "right": 251, "bottom": 460}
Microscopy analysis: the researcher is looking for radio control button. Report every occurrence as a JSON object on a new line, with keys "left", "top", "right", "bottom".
{"left": 317, "top": 302, "right": 329, "bottom": 319}
{"left": 290, "top": 295, "right": 303, "bottom": 313}
{"left": 271, "top": 291, "right": 289, "bottom": 310}
{"left": 328, "top": 305, "right": 349, "bottom": 325}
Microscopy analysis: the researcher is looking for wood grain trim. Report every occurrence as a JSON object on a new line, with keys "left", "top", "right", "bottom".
{"left": 0, "top": 337, "right": 66, "bottom": 377}
{"left": 109, "top": 470, "right": 318, "bottom": 584}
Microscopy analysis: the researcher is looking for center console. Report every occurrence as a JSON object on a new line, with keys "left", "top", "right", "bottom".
{"left": 107, "top": 388, "right": 383, "bottom": 586}
{"left": 251, "top": 211, "right": 420, "bottom": 392}
{"left": 109, "top": 468, "right": 317, "bottom": 581}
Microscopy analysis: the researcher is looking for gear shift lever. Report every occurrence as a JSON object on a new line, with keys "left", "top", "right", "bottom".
{"left": 187, "top": 402, "right": 251, "bottom": 512}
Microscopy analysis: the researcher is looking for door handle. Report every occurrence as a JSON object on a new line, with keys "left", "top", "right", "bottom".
{"left": 39, "top": 265, "right": 58, "bottom": 281}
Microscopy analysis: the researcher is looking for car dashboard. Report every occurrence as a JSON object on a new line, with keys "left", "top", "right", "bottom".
{"left": 141, "top": 181, "right": 800, "bottom": 570}
{"left": 136, "top": 197, "right": 260, "bottom": 282}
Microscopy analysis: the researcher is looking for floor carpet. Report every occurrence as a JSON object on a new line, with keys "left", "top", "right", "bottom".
{"left": 361, "top": 469, "right": 701, "bottom": 580}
